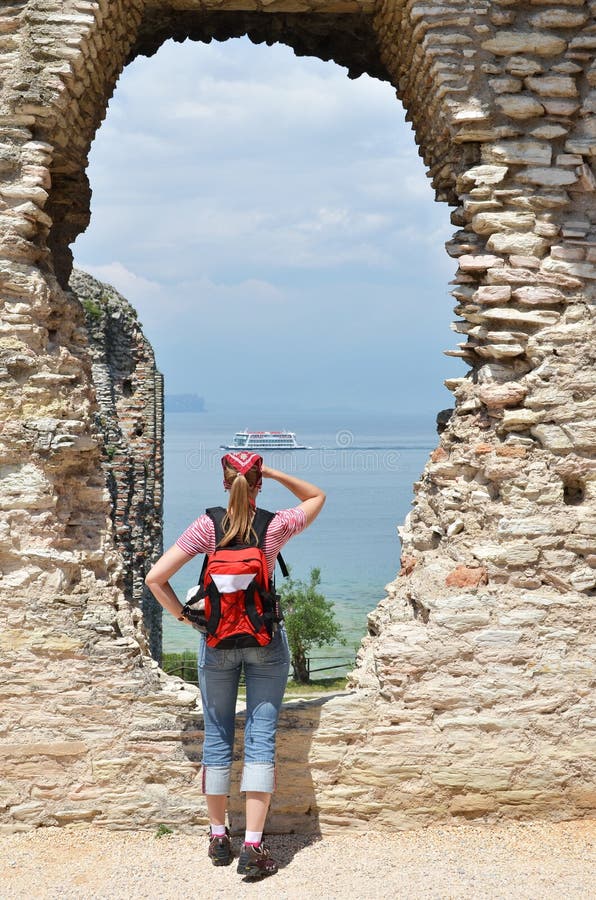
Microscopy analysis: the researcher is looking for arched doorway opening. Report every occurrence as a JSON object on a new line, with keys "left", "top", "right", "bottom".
{"left": 71, "top": 32, "right": 461, "bottom": 664}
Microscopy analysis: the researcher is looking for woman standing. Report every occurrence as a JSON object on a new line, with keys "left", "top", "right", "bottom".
{"left": 146, "top": 452, "right": 325, "bottom": 879}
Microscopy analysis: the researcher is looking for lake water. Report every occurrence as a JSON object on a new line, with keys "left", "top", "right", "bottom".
{"left": 162, "top": 408, "right": 437, "bottom": 672}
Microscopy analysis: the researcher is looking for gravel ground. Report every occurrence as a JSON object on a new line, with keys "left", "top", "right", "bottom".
{"left": 0, "top": 819, "right": 594, "bottom": 899}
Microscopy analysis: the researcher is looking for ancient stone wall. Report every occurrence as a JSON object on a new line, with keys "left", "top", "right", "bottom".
{"left": 0, "top": 0, "right": 594, "bottom": 833}
{"left": 336, "top": 0, "right": 596, "bottom": 825}
{"left": 70, "top": 269, "right": 164, "bottom": 661}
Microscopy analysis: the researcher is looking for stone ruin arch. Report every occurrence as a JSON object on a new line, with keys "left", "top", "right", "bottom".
{"left": 0, "top": 0, "right": 594, "bottom": 831}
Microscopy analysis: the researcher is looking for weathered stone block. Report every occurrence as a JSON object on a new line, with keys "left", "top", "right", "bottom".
{"left": 531, "top": 124, "right": 569, "bottom": 140}
{"left": 472, "top": 211, "right": 535, "bottom": 235}
{"left": 458, "top": 164, "right": 509, "bottom": 188}
{"left": 472, "top": 542, "right": 540, "bottom": 565}
{"left": 481, "top": 32, "right": 567, "bottom": 57}
{"left": 487, "top": 232, "right": 550, "bottom": 256}
{"left": 0, "top": 464, "right": 56, "bottom": 510}
{"left": 445, "top": 565, "right": 488, "bottom": 588}
{"left": 482, "top": 140, "right": 552, "bottom": 166}
{"left": 473, "top": 285, "right": 512, "bottom": 305}
{"left": 525, "top": 75, "right": 578, "bottom": 98}
{"left": 501, "top": 408, "right": 541, "bottom": 429}
{"left": 543, "top": 98, "right": 580, "bottom": 116}
{"left": 529, "top": 9, "right": 589, "bottom": 28}
{"left": 564, "top": 423, "right": 596, "bottom": 450}
{"left": 449, "top": 792, "right": 497, "bottom": 816}
{"left": 495, "top": 445, "right": 527, "bottom": 458}
{"left": 500, "top": 608, "right": 547, "bottom": 626}
{"left": 517, "top": 167, "right": 578, "bottom": 186}
{"left": 496, "top": 94, "right": 545, "bottom": 119}
{"left": 550, "top": 244, "right": 586, "bottom": 261}
{"left": 499, "top": 516, "right": 564, "bottom": 537}
{"left": 458, "top": 254, "right": 505, "bottom": 271}
{"left": 0, "top": 741, "right": 88, "bottom": 758}
{"left": 542, "top": 256, "right": 596, "bottom": 279}
{"left": 489, "top": 76, "right": 523, "bottom": 94}
{"left": 478, "top": 382, "right": 527, "bottom": 408}
{"left": 473, "top": 629, "right": 523, "bottom": 645}
{"left": 576, "top": 163, "right": 596, "bottom": 192}
{"left": 531, "top": 217, "right": 562, "bottom": 238}
{"left": 510, "top": 255, "right": 541, "bottom": 269}
{"left": 506, "top": 57, "right": 544, "bottom": 78}
{"left": 512, "top": 286, "right": 565, "bottom": 305}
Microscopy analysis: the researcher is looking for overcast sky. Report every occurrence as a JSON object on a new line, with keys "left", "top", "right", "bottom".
{"left": 73, "top": 37, "right": 463, "bottom": 415}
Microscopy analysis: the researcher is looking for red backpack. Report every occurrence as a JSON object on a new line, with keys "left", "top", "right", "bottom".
{"left": 183, "top": 507, "right": 287, "bottom": 649}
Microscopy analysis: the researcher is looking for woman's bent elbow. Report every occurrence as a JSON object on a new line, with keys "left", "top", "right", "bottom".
{"left": 302, "top": 493, "right": 325, "bottom": 525}
{"left": 145, "top": 570, "right": 158, "bottom": 589}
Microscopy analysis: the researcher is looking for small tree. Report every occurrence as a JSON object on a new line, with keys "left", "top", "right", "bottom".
{"left": 280, "top": 567, "right": 345, "bottom": 683}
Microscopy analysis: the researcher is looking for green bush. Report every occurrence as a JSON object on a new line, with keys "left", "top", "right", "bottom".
{"left": 162, "top": 649, "right": 198, "bottom": 684}
{"left": 280, "top": 567, "right": 346, "bottom": 684}
{"left": 81, "top": 298, "right": 102, "bottom": 321}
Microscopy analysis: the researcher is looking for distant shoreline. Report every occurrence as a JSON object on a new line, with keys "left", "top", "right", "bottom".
{"left": 164, "top": 394, "right": 206, "bottom": 413}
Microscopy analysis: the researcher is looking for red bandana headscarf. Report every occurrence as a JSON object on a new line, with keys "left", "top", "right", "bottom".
{"left": 221, "top": 452, "right": 263, "bottom": 491}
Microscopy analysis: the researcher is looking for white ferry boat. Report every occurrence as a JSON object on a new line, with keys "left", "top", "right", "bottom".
{"left": 221, "top": 430, "right": 311, "bottom": 450}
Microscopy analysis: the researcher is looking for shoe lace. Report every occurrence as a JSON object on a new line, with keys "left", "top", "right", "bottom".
{"left": 210, "top": 830, "right": 229, "bottom": 843}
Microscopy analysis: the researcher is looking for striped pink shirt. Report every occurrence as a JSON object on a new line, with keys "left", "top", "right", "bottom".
{"left": 176, "top": 507, "right": 307, "bottom": 575}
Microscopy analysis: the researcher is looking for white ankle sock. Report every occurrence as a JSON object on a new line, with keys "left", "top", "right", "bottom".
{"left": 244, "top": 830, "right": 262, "bottom": 845}
{"left": 211, "top": 824, "right": 226, "bottom": 837}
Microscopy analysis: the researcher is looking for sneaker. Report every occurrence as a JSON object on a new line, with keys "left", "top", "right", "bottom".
{"left": 236, "top": 842, "right": 278, "bottom": 879}
{"left": 208, "top": 828, "right": 233, "bottom": 867}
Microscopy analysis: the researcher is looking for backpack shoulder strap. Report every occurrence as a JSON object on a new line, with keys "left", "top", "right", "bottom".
{"left": 252, "top": 507, "right": 275, "bottom": 547}
{"left": 277, "top": 553, "right": 289, "bottom": 579}
{"left": 196, "top": 507, "right": 226, "bottom": 587}
{"left": 254, "top": 508, "right": 289, "bottom": 579}
{"left": 205, "top": 506, "right": 227, "bottom": 546}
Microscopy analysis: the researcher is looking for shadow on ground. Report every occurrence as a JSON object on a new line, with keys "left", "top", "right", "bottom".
{"left": 180, "top": 692, "right": 346, "bottom": 864}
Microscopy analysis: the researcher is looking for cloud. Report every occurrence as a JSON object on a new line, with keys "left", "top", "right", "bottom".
{"left": 81, "top": 262, "right": 162, "bottom": 303}
{"left": 297, "top": 207, "right": 391, "bottom": 235}
{"left": 80, "top": 37, "right": 447, "bottom": 282}
{"left": 124, "top": 38, "right": 403, "bottom": 140}
{"left": 77, "top": 262, "right": 287, "bottom": 332}
{"left": 74, "top": 36, "right": 462, "bottom": 412}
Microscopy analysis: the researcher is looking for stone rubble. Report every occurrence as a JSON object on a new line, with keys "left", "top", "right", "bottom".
{"left": 0, "top": 0, "right": 594, "bottom": 836}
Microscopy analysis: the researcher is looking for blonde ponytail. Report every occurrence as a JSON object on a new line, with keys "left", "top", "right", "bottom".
{"left": 219, "top": 465, "right": 259, "bottom": 547}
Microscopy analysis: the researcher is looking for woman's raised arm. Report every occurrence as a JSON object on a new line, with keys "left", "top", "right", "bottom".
{"left": 261, "top": 465, "right": 326, "bottom": 526}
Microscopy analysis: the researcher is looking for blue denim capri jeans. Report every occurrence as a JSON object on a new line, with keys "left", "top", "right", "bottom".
{"left": 197, "top": 625, "right": 291, "bottom": 795}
